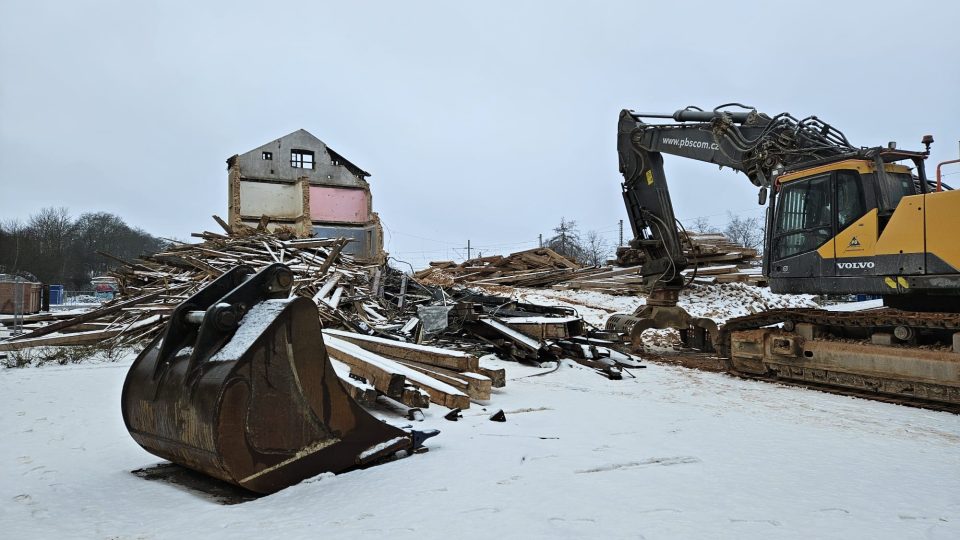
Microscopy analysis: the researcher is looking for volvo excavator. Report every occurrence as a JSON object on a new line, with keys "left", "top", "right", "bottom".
{"left": 606, "top": 104, "right": 960, "bottom": 409}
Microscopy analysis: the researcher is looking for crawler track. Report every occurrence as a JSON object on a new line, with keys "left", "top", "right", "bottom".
{"left": 648, "top": 351, "right": 960, "bottom": 414}
{"left": 718, "top": 307, "right": 960, "bottom": 351}
{"left": 711, "top": 307, "right": 960, "bottom": 413}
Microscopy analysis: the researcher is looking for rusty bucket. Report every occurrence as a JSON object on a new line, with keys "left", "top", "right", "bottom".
{"left": 121, "top": 264, "right": 413, "bottom": 494}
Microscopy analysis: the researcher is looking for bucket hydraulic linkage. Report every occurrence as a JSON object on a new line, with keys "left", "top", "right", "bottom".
{"left": 122, "top": 263, "right": 436, "bottom": 494}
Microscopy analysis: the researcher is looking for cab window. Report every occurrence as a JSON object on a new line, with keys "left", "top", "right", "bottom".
{"left": 836, "top": 170, "right": 866, "bottom": 230}
{"left": 880, "top": 172, "right": 915, "bottom": 211}
{"left": 774, "top": 174, "right": 832, "bottom": 259}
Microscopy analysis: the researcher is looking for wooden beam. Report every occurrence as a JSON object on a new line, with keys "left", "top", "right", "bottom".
{"left": 2, "top": 292, "right": 160, "bottom": 343}
{"left": 0, "top": 315, "right": 161, "bottom": 351}
{"left": 393, "top": 359, "right": 492, "bottom": 400}
{"left": 212, "top": 214, "right": 234, "bottom": 235}
{"left": 324, "top": 337, "right": 406, "bottom": 398}
{"left": 0, "top": 328, "right": 124, "bottom": 351}
{"left": 477, "top": 366, "right": 506, "bottom": 388}
{"left": 324, "top": 335, "right": 470, "bottom": 409}
{"left": 399, "top": 385, "right": 432, "bottom": 408}
{"left": 323, "top": 329, "right": 479, "bottom": 372}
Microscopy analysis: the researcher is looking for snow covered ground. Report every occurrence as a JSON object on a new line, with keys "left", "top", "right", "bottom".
{"left": 512, "top": 283, "right": 819, "bottom": 327}
{"left": 2, "top": 285, "right": 958, "bottom": 539}
{"left": 2, "top": 353, "right": 959, "bottom": 539}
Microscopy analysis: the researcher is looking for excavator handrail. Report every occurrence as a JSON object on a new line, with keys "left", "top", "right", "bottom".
{"left": 937, "top": 158, "right": 960, "bottom": 192}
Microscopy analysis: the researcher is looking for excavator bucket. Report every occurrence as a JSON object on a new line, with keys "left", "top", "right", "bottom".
{"left": 121, "top": 263, "right": 415, "bottom": 494}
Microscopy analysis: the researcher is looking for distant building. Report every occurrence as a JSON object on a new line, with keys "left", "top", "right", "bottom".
{"left": 226, "top": 129, "right": 383, "bottom": 262}
{"left": 0, "top": 275, "right": 43, "bottom": 315}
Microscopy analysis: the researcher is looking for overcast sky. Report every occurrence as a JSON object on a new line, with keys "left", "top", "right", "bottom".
{"left": 2, "top": 0, "right": 958, "bottom": 268}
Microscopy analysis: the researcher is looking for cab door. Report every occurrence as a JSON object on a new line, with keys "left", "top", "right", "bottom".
{"left": 770, "top": 173, "right": 835, "bottom": 278}
{"left": 831, "top": 169, "right": 876, "bottom": 276}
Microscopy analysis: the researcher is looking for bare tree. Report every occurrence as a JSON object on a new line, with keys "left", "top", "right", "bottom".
{"left": 582, "top": 230, "right": 611, "bottom": 267}
{"left": 0, "top": 219, "right": 27, "bottom": 273}
{"left": 690, "top": 216, "right": 714, "bottom": 234}
{"left": 0, "top": 208, "right": 165, "bottom": 288}
{"left": 28, "top": 207, "right": 74, "bottom": 281}
{"left": 545, "top": 217, "right": 585, "bottom": 262}
{"left": 723, "top": 212, "right": 764, "bottom": 252}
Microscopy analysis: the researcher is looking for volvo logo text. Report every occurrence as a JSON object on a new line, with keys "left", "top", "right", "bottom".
{"left": 837, "top": 261, "right": 875, "bottom": 270}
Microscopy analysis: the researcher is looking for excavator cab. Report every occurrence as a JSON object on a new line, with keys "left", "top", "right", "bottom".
{"left": 765, "top": 148, "right": 960, "bottom": 311}
{"left": 122, "top": 263, "right": 423, "bottom": 494}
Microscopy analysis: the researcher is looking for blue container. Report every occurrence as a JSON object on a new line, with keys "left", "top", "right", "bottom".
{"left": 49, "top": 284, "right": 64, "bottom": 305}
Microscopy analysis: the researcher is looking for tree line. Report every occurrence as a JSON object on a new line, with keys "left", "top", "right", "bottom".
{"left": 0, "top": 207, "right": 166, "bottom": 289}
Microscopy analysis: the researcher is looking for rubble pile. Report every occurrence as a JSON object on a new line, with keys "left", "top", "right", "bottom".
{"left": 414, "top": 232, "right": 764, "bottom": 297}
{"left": 1, "top": 224, "right": 644, "bottom": 414}
{"left": 603, "top": 231, "right": 763, "bottom": 291}
{"left": 0, "top": 231, "right": 391, "bottom": 351}
{"left": 414, "top": 247, "right": 603, "bottom": 288}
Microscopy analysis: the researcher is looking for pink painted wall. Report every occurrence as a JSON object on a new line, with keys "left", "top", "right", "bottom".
{"left": 309, "top": 186, "right": 369, "bottom": 223}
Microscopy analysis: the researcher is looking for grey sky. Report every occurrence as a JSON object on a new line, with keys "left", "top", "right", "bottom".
{"left": 2, "top": 0, "right": 958, "bottom": 268}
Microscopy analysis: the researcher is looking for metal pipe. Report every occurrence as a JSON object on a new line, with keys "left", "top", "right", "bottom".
{"left": 630, "top": 110, "right": 752, "bottom": 123}
{"left": 936, "top": 158, "right": 960, "bottom": 192}
{"left": 629, "top": 112, "right": 676, "bottom": 119}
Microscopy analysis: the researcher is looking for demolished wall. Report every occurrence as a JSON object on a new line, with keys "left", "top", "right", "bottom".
{"left": 227, "top": 129, "right": 384, "bottom": 263}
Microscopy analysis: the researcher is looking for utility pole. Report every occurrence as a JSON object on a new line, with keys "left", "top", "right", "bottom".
{"left": 619, "top": 220, "right": 624, "bottom": 247}
{"left": 538, "top": 234, "right": 542, "bottom": 248}
{"left": 466, "top": 239, "right": 471, "bottom": 261}
{"left": 560, "top": 220, "right": 567, "bottom": 255}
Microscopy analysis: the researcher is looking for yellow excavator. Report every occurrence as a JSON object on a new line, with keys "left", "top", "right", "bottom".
{"left": 607, "top": 104, "right": 960, "bottom": 409}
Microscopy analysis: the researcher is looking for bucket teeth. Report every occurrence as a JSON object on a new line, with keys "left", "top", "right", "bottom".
{"left": 121, "top": 264, "right": 411, "bottom": 494}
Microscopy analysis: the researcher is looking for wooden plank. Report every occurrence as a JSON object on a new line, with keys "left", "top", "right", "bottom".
{"left": 2, "top": 291, "right": 160, "bottom": 343}
{"left": 0, "top": 315, "right": 161, "bottom": 351}
{"left": 399, "top": 385, "right": 432, "bottom": 408}
{"left": 394, "top": 359, "right": 492, "bottom": 400}
{"left": 330, "top": 365, "right": 379, "bottom": 406}
{"left": 324, "top": 335, "right": 470, "bottom": 409}
{"left": 477, "top": 366, "right": 507, "bottom": 388}
{"left": 0, "top": 312, "right": 80, "bottom": 326}
{"left": 212, "top": 214, "right": 233, "bottom": 235}
{"left": 324, "top": 338, "right": 406, "bottom": 398}
{"left": 0, "top": 328, "right": 125, "bottom": 351}
{"left": 540, "top": 247, "right": 580, "bottom": 269}
{"left": 323, "top": 329, "right": 479, "bottom": 371}
{"left": 316, "top": 238, "right": 347, "bottom": 276}
{"left": 680, "top": 264, "right": 738, "bottom": 276}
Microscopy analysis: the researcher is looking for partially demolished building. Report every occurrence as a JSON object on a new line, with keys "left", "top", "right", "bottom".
{"left": 227, "top": 129, "right": 384, "bottom": 262}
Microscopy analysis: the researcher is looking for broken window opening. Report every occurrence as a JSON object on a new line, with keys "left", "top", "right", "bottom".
{"left": 291, "top": 150, "right": 315, "bottom": 169}
{"left": 261, "top": 151, "right": 273, "bottom": 160}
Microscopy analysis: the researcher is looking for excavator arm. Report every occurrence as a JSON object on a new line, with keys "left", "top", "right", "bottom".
{"left": 618, "top": 104, "right": 857, "bottom": 288}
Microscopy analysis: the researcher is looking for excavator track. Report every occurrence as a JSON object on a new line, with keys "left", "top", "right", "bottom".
{"left": 719, "top": 307, "right": 960, "bottom": 341}
{"left": 715, "top": 307, "right": 960, "bottom": 412}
